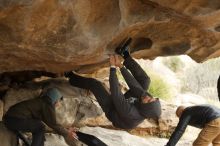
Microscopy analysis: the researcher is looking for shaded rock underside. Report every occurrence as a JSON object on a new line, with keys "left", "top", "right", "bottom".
{"left": 0, "top": 0, "right": 219, "bottom": 75}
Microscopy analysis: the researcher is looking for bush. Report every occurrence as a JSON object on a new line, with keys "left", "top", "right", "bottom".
{"left": 162, "top": 56, "right": 184, "bottom": 72}
{"left": 147, "top": 71, "right": 173, "bottom": 100}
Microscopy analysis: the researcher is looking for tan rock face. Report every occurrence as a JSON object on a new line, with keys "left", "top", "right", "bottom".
{"left": 0, "top": 0, "right": 220, "bottom": 74}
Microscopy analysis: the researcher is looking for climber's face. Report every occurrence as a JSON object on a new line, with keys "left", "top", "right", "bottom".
{"left": 54, "top": 97, "right": 63, "bottom": 107}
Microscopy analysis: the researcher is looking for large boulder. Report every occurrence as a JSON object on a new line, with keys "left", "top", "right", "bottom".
{"left": 45, "top": 133, "right": 82, "bottom": 146}
{"left": 158, "top": 100, "right": 178, "bottom": 132}
{"left": 0, "top": 0, "right": 220, "bottom": 74}
{"left": 79, "top": 126, "right": 199, "bottom": 146}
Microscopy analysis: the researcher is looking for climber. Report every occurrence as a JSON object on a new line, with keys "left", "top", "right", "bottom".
{"left": 64, "top": 37, "right": 161, "bottom": 129}
{"left": 3, "top": 88, "right": 78, "bottom": 146}
{"left": 166, "top": 105, "right": 220, "bottom": 146}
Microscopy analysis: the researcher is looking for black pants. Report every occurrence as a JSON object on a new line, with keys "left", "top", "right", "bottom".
{"left": 68, "top": 57, "right": 150, "bottom": 119}
{"left": 4, "top": 116, "right": 45, "bottom": 146}
{"left": 76, "top": 131, "right": 107, "bottom": 146}
{"left": 122, "top": 56, "right": 150, "bottom": 98}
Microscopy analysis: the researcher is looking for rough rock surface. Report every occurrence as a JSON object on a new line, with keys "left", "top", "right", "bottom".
{"left": 45, "top": 134, "right": 69, "bottom": 146}
{"left": 0, "top": 0, "right": 220, "bottom": 74}
{"left": 79, "top": 126, "right": 199, "bottom": 146}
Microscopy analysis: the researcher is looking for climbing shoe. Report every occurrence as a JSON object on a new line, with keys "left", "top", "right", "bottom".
{"left": 115, "top": 37, "right": 132, "bottom": 58}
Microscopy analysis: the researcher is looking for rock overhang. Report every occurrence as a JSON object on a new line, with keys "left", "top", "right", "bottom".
{"left": 0, "top": 0, "right": 219, "bottom": 74}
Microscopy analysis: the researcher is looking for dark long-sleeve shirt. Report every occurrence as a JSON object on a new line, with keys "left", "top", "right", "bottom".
{"left": 109, "top": 67, "right": 161, "bottom": 129}
{"left": 4, "top": 97, "right": 68, "bottom": 136}
{"left": 166, "top": 105, "right": 220, "bottom": 146}
{"left": 109, "top": 67, "right": 145, "bottom": 129}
